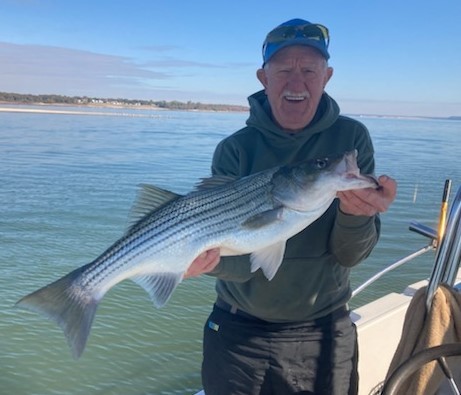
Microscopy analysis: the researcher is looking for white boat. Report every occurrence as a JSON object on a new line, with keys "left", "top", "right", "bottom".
{"left": 357, "top": 181, "right": 461, "bottom": 395}
{"left": 196, "top": 181, "right": 461, "bottom": 395}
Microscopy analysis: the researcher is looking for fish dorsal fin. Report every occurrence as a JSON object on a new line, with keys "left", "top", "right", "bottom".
{"left": 131, "top": 272, "right": 183, "bottom": 308}
{"left": 127, "top": 184, "right": 181, "bottom": 229}
{"left": 250, "top": 241, "right": 286, "bottom": 281}
{"left": 194, "top": 175, "right": 237, "bottom": 191}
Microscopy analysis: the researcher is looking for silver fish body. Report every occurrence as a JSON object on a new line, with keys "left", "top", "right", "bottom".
{"left": 16, "top": 150, "right": 378, "bottom": 358}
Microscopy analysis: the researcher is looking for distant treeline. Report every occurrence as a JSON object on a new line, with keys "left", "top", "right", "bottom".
{"left": 0, "top": 92, "right": 249, "bottom": 112}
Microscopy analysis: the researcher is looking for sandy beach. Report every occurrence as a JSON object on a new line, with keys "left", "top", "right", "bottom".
{"left": 0, "top": 106, "right": 107, "bottom": 116}
{"left": 0, "top": 105, "right": 165, "bottom": 117}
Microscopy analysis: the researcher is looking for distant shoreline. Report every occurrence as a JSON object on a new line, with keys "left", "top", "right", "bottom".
{"left": 0, "top": 92, "right": 250, "bottom": 113}
{"left": 0, "top": 105, "right": 165, "bottom": 117}
{"left": 0, "top": 102, "right": 248, "bottom": 117}
{"left": 1, "top": 104, "right": 459, "bottom": 122}
{"left": 1, "top": 92, "right": 459, "bottom": 120}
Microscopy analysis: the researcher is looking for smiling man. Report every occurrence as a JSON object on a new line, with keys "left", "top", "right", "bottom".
{"left": 187, "top": 18, "right": 397, "bottom": 395}
{"left": 257, "top": 44, "right": 333, "bottom": 132}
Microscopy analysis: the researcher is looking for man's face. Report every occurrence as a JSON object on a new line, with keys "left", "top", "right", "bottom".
{"left": 257, "top": 46, "right": 333, "bottom": 132}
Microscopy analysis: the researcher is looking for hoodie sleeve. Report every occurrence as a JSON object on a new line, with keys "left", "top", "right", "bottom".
{"left": 330, "top": 211, "right": 380, "bottom": 267}
{"left": 329, "top": 121, "right": 381, "bottom": 267}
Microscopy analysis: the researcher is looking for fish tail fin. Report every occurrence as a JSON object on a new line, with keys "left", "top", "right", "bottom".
{"left": 15, "top": 266, "right": 99, "bottom": 359}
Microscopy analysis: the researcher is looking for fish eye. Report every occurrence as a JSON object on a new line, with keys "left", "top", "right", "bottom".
{"left": 314, "top": 158, "right": 329, "bottom": 169}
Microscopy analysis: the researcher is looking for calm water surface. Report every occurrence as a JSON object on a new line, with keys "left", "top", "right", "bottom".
{"left": 1, "top": 107, "right": 460, "bottom": 395}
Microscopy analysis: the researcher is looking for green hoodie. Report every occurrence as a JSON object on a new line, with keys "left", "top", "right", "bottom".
{"left": 208, "top": 90, "right": 380, "bottom": 322}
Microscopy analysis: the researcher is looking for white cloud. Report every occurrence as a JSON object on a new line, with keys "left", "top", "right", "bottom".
{"left": 0, "top": 41, "right": 255, "bottom": 102}
{"left": 0, "top": 42, "right": 171, "bottom": 97}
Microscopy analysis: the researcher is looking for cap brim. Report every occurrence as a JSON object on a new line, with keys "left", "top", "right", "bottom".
{"left": 263, "top": 38, "right": 330, "bottom": 65}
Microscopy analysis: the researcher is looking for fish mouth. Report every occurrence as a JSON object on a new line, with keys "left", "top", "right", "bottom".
{"left": 345, "top": 173, "right": 380, "bottom": 189}
{"left": 341, "top": 150, "right": 380, "bottom": 189}
{"left": 364, "top": 174, "right": 380, "bottom": 188}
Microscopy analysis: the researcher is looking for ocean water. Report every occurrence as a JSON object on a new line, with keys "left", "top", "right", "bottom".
{"left": 0, "top": 107, "right": 460, "bottom": 395}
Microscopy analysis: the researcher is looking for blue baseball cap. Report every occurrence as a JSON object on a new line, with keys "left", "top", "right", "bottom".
{"left": 262, "top": 18, "right": 330, "bottom": 65}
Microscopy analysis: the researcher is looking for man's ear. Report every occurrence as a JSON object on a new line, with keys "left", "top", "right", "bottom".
{"left": 256, "top": 68, "right": 268, "bottom": 88}
{"left": 324, "top": 67, "right": 334, "bottom": 88}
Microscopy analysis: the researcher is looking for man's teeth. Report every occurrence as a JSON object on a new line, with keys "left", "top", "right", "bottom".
{"left": 285, "top": 95, "right": 306, "bottom": 101}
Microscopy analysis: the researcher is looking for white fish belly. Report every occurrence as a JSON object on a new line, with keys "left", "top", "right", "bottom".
{"left": 217, "top": 205, "right": 331, "bottom": 255}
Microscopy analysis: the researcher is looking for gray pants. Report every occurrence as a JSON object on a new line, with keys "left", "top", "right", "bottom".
{"left": 202, "top": 303, "right": 358, "bottom": 395}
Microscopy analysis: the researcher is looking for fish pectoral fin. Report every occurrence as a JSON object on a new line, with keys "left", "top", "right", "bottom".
{"left": 242, "top": 207, "right": 284, "bottom": 229}
{"left": 250, "top": 241, "right": 286, "bottom": 281}
{"left": 132, "top": 272, "right": 183, "bottom": 308}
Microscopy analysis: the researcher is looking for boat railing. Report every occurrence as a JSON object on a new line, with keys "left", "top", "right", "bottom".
{"left": 425, "top": 184, "right": 461, "bottom": 311}
{"left": 351, "top": 244, "right": 434, "bottom": 298}
{"left": 352, "top": 180, "right": 458, "bottom": 300}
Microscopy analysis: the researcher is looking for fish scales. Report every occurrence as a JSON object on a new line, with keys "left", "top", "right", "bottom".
{"left": 76, "top": 175, "right": 270, "bottom": 292}
{"left": 82, "top": 169, "right": 275, "bottom": 289}
{"left": 16, "top": 150, "right": 379, "bottom": 358}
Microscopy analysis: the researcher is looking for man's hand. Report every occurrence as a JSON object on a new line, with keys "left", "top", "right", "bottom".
{"left": 184, "top": 248, "right": 221, "bottom": 279}
{"left": 337, "top": 175, "right": 397, "bottom": 216}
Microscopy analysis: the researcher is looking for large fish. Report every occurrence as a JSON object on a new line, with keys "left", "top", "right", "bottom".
{"left": 16, "top": 150, "right": 378, "bottom": 358}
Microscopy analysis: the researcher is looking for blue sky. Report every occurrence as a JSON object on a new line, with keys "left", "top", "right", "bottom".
{"left": 1, "top": 0, "right": 460, "bottom": 117}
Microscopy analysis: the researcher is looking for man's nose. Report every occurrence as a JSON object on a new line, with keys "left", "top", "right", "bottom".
{"left": 287, "top": 69, "right": 305, "bottom": 86}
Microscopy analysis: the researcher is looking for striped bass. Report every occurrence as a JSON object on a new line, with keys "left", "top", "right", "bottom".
{"left": 16, "top": 150, "right": 378, "bottom": 358}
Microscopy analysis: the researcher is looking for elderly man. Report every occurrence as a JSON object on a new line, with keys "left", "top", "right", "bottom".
{"left": 187, "top": 18, "right": 397, "bottom": 395}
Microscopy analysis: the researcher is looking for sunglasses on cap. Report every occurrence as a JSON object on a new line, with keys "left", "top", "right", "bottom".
{"left": 265, "top": 23, "right": 330, "bottom": 47}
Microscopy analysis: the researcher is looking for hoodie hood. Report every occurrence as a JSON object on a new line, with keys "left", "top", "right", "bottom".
{"left": 246, "top": 90, "right": 340, "bottom": 145}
